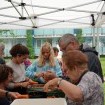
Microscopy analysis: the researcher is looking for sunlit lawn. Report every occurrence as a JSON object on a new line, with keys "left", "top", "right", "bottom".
{"left": 100, "top": 57, "right": 105, "bottom": 76}
{"left": 100, "top": 57, "right": 105, "bottom": 104}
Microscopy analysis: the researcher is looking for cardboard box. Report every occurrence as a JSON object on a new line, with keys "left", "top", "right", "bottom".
{"left": 11, "top": 98, "right": 67, "bottom": 105}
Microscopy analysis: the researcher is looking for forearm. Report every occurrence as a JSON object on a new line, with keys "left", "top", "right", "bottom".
{"left": 8, "top": 82, "right": 22, "bottom": 89}
{"left": 58, "top": 79, "right": 83, "bottom": 102}
{"left": 0, "top": 89, "right": 7, "bottom": 98}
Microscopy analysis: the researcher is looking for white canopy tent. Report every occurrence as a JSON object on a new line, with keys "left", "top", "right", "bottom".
{"left": 0, "top": 0, "right": 105, "bottom": 29}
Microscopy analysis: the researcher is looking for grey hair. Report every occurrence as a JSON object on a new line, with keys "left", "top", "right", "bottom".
{"left": 58, "top": 33, "right": 79, "bottom": 45}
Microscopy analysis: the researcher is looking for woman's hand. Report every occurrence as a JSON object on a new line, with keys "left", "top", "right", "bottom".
{"left": 43, "top": 70, "right": 56, "bottom": 82}
{"left": 28, "top": 79, "right": 38, "bottom": 85}
{"left": 43, "top": 78, "right": 59, "bottom": 92}
{"left": 25, "top": 77, "right": 30, "bottom": 81}
{"left": 8, "top": 92, "right": 21, "bottom": 99}
{"left": 35, "top": 72, "right": 44, "bottom": 78}
{"left": 20, "top": 82, "right": 30, "bottom": 88}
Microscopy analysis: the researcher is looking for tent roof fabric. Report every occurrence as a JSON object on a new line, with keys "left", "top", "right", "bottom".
{"left": 0, "top": 0, "right": 105, "bottom": 29}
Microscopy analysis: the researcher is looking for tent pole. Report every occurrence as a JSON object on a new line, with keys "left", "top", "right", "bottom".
{"left": 66, "top": 0, "right": 101, "bottom": 9}
{"left": 0, "top": 14, "right": 19, "bottom": 19}
{"left": 92, "top": 26, "right": 96, "bottom": 48}
{"left": 67, "top": 9, "right": 100, "bottom": 14}
{"left": 95, "top": 2, "right": 105, "bottom": 26}
{"left": 96, "top": 27, "right": 100, "bottom": 57}
{"left": 23, "top": 6, "right": 36, "bottom": 27}
{"left": 36, "top": 9, "right": 62, "bottom": 16}
{"left": 21, "top": 0, "right": 24, "bottom": 17}
{"left": 0, "top": 5, "right": 19, "bottom": 10}
{"left": 10, "top": 1, "right": 23, "bottom": 17}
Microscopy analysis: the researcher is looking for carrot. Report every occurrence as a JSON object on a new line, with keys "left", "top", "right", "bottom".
{"left": 17, "top": 94, "right": 29, "bottom": 99}
{"left": 29, "top": 81, "right": 38, "bottom": 85}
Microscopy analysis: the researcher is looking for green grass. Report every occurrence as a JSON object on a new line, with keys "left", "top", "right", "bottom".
{"left": 100, "top": 57, "right": 105, "bottom": 104}
{"left": 100, "top": 57, "right": 105, "bottom": 77}
{"left": 103, "top": 83, "right": 105, "bottom": 105}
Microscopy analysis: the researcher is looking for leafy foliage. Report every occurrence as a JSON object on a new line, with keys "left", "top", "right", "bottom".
{"left": 0, "top": 30, "right": 10, "bottom": 43}
{"left": 75, "top": 29, "right": 84, "bottom": 44}
{"left": 26, "top": 30, "right": 35, "bottom": 58}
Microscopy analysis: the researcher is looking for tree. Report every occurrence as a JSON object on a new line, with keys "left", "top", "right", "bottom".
{"left": 75, "top": 29, "right": 84, "bottom": 44}
{"left": 26, "top": 30, "right": 35, "bottom": 58}
{"left": 0, "top": 30, "right": 10, "bottom": 43}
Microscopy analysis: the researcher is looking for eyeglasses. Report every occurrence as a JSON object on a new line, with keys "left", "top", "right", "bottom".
{"left": 61, "top": 41, "right": 72, "bottom": 52}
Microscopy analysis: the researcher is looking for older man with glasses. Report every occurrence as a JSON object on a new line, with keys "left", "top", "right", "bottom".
{"left": 58, "top": 33, "right": 104, "bottom": 82}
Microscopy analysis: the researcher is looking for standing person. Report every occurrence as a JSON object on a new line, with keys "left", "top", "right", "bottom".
{"left": 0, "top": 42, "right": 5, "bottom": 64}
{"left": 44, "top": 50, "right": 104, "bottom": 105}
{"left": 53, "top": 47, "right": 59, "bottom": 57}
{"left": 58, "top": 33, "right": 104, "bottom": 82}
{"left": 0, "top": 64, "right": 20, "bottom": 105}
{"left": 6, "top": 44, "right": 34, "bottom": 94}
{"left": 53, "top": 47, "right": 62, "bottom": 66}
{"left": 26, "top": 42, "right": 62, "bottom": 83}
{"left": 24, "top": 58, "right": 32, "bottom": 69}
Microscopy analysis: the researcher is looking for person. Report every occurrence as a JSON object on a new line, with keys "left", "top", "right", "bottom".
{"left": 0, "top": 42, "right": 5, "bottom": 64}
{"left": 53, "top": 47, "right": 59, "bottom": 57}
{"left": 44, "top": 50, "right": 104, "bottom": 105}
{"left": 0, "top": 89, "right": 19, "bottom": 99}
{"left": 53, "top": 47, "right": 62, "bottom": 66}
{"left": 26, "top": 42, "right": 62, "bottom": 83}
{"left": 6, "top": 44, "right": 35, "bottom": 94}
{"left": 58, "top": 33, "right": 104, "bottom": 82}
{"left": 0, "top": 64, "right": 20, "bottom": 105}
{"left": 24, "top": 58, "right": 32, "bottom": 69}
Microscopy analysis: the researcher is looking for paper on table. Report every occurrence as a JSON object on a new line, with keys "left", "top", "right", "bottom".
{"left": 11, "top": 98, "right": 67, "bottom": 105}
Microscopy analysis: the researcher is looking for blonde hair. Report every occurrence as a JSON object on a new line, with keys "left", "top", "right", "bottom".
{"left": 38, "top": 42, "right": 55, "bottom": 67}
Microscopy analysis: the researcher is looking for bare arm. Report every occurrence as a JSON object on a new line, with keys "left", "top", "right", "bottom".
{"left": 0, "top": 89, "right": 20, "bottom": 99}
{"left": 44, "top": 78, "right": 83, "bottom": 102}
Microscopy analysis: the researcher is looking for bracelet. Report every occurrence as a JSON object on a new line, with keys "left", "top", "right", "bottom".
{"left": 57, "top": 78, "right": 63, "bottom": 87}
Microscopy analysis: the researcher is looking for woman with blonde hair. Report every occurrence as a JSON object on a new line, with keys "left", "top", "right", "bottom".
{"left": 26, "top": 42, "right": 62, "bottom": 83}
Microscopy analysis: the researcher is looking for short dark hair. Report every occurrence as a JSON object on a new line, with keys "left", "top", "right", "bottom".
{"left": 10, "top": 44, "right": 29, "bottom": 57}
{"left": 0, "top": 64, "right": 13, "bottom": 83}
{"left": 53, "top": 47, "right": 59, "bottom": 53}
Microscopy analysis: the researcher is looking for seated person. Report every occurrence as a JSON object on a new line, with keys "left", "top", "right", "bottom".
{"left": 6, "top": 44, "right": 36, "bottom": 94}
{"left": 0, "top": 64, "right": 20, "bottom": 105}
{"left": 26, "top": 42, "right": 62, "bottom": 83}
